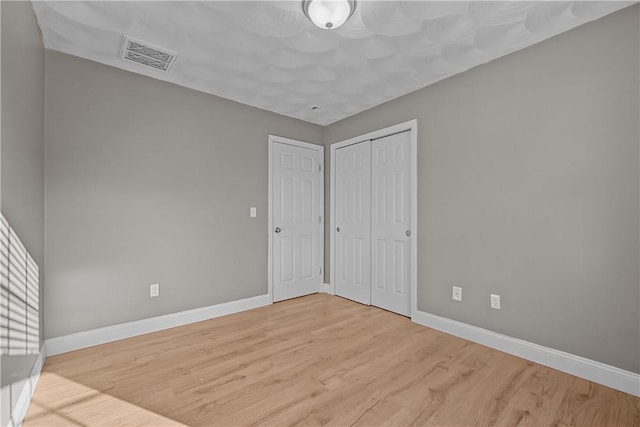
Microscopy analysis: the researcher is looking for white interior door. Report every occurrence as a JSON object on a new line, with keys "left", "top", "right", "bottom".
{"left": 334, "top": 141, "right": 371, "bottom": 305}
{"left": 371, "top": 132, "right": 412, "bottom": 316}
{"left": 272, "top": 140, "right": 322, "bottom": 302}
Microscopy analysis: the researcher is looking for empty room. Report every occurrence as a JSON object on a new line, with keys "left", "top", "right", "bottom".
{"left": 1, "top": 0, "right": 639, "bottom": 426}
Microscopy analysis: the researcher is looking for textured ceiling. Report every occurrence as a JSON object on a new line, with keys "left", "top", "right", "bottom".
{"left": 33, "top": 1, "right": 633, "bottom": 126}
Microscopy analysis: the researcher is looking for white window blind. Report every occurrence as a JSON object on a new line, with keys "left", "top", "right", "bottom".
{"left": 0, "top": 213, "right": 40, "bottom": 355}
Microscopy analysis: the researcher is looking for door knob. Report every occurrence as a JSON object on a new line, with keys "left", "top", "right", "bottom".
{"left": 275, "top": 227, "right": 281, "bottom": 234}
{"left": 406, "top": 230, "right": 411, "bottom": 237}
{"left": 336, "top": 227, "right": 341, "bottom": 232}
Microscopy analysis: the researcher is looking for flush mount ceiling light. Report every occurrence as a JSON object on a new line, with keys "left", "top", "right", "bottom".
{"left": 302, "top": 0, "right": 356, "bottom": 30}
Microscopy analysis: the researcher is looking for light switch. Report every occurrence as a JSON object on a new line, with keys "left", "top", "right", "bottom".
{"left": 250, "top": 207, "right": 257, "bottom": 218}
{"left": 150, "top": 283, "right": 160, "bottom": 298}
{"left": 490, "top": 294, "right": 501, "bottom": 309}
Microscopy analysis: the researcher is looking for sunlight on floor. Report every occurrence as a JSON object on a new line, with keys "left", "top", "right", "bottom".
{"left": 24, "top": 372, "right": 186, "bottom": 426}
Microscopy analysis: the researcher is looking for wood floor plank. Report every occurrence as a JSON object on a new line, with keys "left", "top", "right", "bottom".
{"left": 23, "top": 294, "right": 640, "bottom": 426}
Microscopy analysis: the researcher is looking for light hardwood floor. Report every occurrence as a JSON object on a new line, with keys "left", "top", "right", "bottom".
{"left": 25, "top": 294, "right": 639, "bottom": 426}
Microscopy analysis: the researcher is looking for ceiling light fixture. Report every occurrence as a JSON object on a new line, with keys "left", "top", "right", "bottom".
{"left": 302, "top": 0, "right": 356, "bottom": 30}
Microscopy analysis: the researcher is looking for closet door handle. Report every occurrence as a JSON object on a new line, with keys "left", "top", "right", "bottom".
{"left": 275, "top": 227, "right": 281, "bottom": 234}
{"left": 336, "top": 227, "right": 341, "bottom": 232}
{"left": 406, "top": 230, "right": 411, "bottom": 237}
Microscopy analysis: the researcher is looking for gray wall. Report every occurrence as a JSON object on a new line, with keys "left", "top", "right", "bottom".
{"left": 1, "top": 0, "right": 2, "bottom": 207}
{"left": 1, "top": 1, "right": 45, "bottom": 323}
{"left": 324, "top": 5, "right": 639, "bottom": 373}
{"left": 0, "top": 1, "right": 45, "bottom": 424}
{"left": 44, "top": 51, "right": 323, "bottom": 339}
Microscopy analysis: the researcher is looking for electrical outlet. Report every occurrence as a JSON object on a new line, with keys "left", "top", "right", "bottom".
{"left": 452, "top": 286, "right": 462, "bottom": 302}
{"left": 150, "top": 283, "right": 160, "bottom": 298}
{"left": 490, "top": 294, "right": 501, "bottom": 309}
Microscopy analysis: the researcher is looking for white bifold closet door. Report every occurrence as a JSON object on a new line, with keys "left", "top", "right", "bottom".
{"left": 370, "top": 132, "right": 411, "bottom": 316}
{"left": 335, "top": 141, "right": 372, "bottom": 305}
{"left": 335, "top": 131, "right": 411, "bottom": 316}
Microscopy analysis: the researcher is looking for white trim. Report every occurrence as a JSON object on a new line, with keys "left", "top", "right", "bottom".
{"left": 409, "top": 123, "right": 418, "bottom": 319}
{"left": 329, "top": 142, "right": 336, "bottom": 295}
{"left": 320, "top": 282, "right": 334, "bottom": 295}
{"left": 46, "top": 294, "right": 270, "bottom": 356}
{"left": 268, "top": 136, "right": 275, "bottom": 303}
{"left": 3, "top": 343, "right": 46, "bottom": 427}
{"left": 329, "top": 120, "right": 418, "bottom": 316}
{"left": 268, "top": 135, "right": 324, "bottom": 304}
{"left": 412, "top": 309, "right": 640, "bottom": 397}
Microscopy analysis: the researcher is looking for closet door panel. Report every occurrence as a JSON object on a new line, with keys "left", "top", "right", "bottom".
{"left": 371, "top": 132, "right": 411, "bottom": 316}
{"left": 335, "top": 141, "right": 372, "bottom": 305}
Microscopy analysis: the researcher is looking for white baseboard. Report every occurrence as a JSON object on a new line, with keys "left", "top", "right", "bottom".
{"left": 46, "top": 294, "right": 271, "bottom": 357}
{"left": 320, "top": 282, "right": 334, "bottom": 295}
{"left": 411, "top": 309, "right": 640, "bottom": 397}
{"left": 3, "top": 344, "right": 47, "bottom": 427}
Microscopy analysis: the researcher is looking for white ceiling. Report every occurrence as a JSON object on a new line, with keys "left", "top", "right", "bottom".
{"left": 33, "top": 1, "right": 633, "bottom": 126}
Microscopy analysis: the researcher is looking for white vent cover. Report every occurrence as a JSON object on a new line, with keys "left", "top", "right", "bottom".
{"left": 120, "top": 36, "right": 177, "bottom": 72}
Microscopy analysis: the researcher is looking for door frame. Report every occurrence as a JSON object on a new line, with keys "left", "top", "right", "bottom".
{"left": 268, "top": 135, "right": 325, "bottom": 304}
{"left": 329, "top": 119, "right": 418, "bottom": 318}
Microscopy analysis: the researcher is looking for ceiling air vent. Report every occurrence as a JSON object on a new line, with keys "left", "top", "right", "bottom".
{"left": 120, "top": 36, "right": 177, "bottom": 72}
